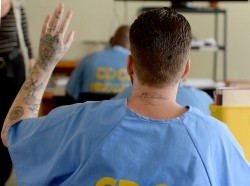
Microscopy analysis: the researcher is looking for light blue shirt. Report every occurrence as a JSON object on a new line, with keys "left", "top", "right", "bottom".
{"left": 113, "top": 83, "right": 214, "bottom": 115}
{"left": 66, "top": 46, "right": 131, "bottom": 100}
{"left": 8, "top": 99, "right": 250, "bottom": 186}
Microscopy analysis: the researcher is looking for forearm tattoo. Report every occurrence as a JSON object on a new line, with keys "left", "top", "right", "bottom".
{"left": 9, "top": 106, "right": 24, "bottom": 121}
{"left": 22, "top": 64, "right": 46, "bottom": 115}
{"left": 7, "top": 71, "right": 44, "bottom": 121}
{"left": 7, "top": 64, "right": 46, "bottom": 121}
{"left": 7, "top": 28, "right": 68, "bottom": 121}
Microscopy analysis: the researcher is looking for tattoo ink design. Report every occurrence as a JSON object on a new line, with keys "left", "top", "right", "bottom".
{"left": 38, "top": 34, "right": 67, "bottom": 68}
{"left": 47, "top": 26, "right": 52, "bottom": 32}
{"left": 19, "top": 10, "right": 69, "bottom": 116}
{"left": 20, "top": 29, "right": 68, "bottom": 115}
{"left": 56, "top": 10, "right": 62, "bottom": 20}
{"left": 51, "top": 25, "right": 57, "bottom": 32}
{"left": 9, "top": 106, "right": 24, "bottom": 121}
{"left": 22, "top": 65, "right": 45, "bottom": 115}
{"left": 1, "top": 4, "right": 74, "bottom": 146}
{"left": 138, "top": 92, "right": 168, "bottom": 105}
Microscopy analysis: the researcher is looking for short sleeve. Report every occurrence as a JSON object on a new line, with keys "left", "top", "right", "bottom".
{"left": 7, "top": 104, "right": 84, "bottom": 185}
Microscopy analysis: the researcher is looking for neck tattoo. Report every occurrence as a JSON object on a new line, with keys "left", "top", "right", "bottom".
{"left": 137, "top": 92, "right": 168, "bottom": 104}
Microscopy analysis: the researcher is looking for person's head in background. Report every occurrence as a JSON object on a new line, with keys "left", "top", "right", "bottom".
{"left": 128, "top": 7, "right": 192, "bottom": 88}
{"left": 110, "top": 25, "right": 130, "bottom": 49}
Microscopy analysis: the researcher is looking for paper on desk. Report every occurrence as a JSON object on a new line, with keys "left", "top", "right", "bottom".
{"left": 222, "top": 88, "right": 250, "bottom": 106}
{"left": 184, "top": 78, "right": 225, "bottom": 89}
{"left": 53, "top": 78, "right": 68, "bottom": 86}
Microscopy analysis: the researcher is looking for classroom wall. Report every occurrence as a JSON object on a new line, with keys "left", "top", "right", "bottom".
{"left": 22, "top": 0, "right": 250, "bottom": 81}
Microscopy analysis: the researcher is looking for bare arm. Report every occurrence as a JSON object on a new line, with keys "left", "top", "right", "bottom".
{"left": 1, "top": 3, "right": 74, "bottom": 146}
{"left": 28, "top": 58, "right": 36, "bottom": 72}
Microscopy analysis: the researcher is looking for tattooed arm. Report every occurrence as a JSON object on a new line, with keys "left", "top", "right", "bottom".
{"left": 1, "top": 3, "right": 74, "bottom": 146}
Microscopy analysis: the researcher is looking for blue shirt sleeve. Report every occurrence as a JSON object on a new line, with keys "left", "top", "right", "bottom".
{"left": 7, "top": 104, "right": 85, "bottom": 185}
{"left": 182, "top": 109, "right": 250, "bottom": 185}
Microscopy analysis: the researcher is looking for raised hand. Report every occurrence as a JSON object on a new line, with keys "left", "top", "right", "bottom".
{"left": 1, "top": 3, "right": 74, "bottom": 146}
{"left": 38, "top": 3, "right": 74, "bottom": 71}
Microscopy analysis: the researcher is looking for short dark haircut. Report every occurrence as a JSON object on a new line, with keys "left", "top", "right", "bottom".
{"left": 130, "top": 7, "right": 192, "bottom": 87}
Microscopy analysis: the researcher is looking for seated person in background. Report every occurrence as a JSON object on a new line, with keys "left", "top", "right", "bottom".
{"left": 2, "top": 4, "right": 250, "bottom": 185}
{"left": 66, "top": 25, "right": 131, "bottom": 101}
{"left": 113, "top": 83, "right": 214, "bottom": 115}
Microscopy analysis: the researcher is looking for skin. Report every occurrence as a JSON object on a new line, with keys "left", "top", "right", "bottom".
{"left": 126, "top": 55, "right": 191, "bottom": 120}
{"left": 1, "top": 3, "right": 190, "bottom": 147}
{"left": 1, "top": 0, "right": 11, "bottom": 18}
{"left": 1, "top": 3, "right": 74, "bottom": 146}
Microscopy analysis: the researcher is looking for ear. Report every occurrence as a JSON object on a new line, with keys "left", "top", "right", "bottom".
{"left": 127, "top": 55, "right": 134, "bottom": 76}
{"left": 109, "top": 37, "right": 114, "bottom": 45}
{"left": 181, "top": 59, "right": 190, "bottom": 80}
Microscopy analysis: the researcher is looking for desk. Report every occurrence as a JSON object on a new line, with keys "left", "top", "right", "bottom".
{"left": 40, "top": 91, "right": 55, "bottom": 116}
{"left": 52, "top": 60, "right": 78, "bottom": 76}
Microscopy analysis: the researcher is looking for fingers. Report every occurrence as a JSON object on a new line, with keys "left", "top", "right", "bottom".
{"left": 41, "top": 15, "right": 50, "bottom": 36}
{"left": 57, "top": 10, "right": 73, "bottom": 37}
{"left": 46, "top": 3, "right": 64, "bottom": 34}
{"left": 47, "top": 4, "right": 60, "bottom": 33}
{"left": 47, "top": 6, "right": 58, "bottom": 33}
{"left": 51, "top": 3, "right": 64, "bottom": 34}
{"left": 41, "top": 2, "right": 74, "bottom": 50}
{"left": 45, "top": 3, "right": 73, "bottom": 38}
{"left": 64, "top": 30, "right": 75, "bottom": 49}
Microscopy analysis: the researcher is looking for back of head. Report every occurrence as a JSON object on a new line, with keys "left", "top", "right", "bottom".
{"left": 130, "top": 8, "right": 192, "bottom": 87}
{"left": 110, "top": 25, "right": 130, "bottom": 49}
